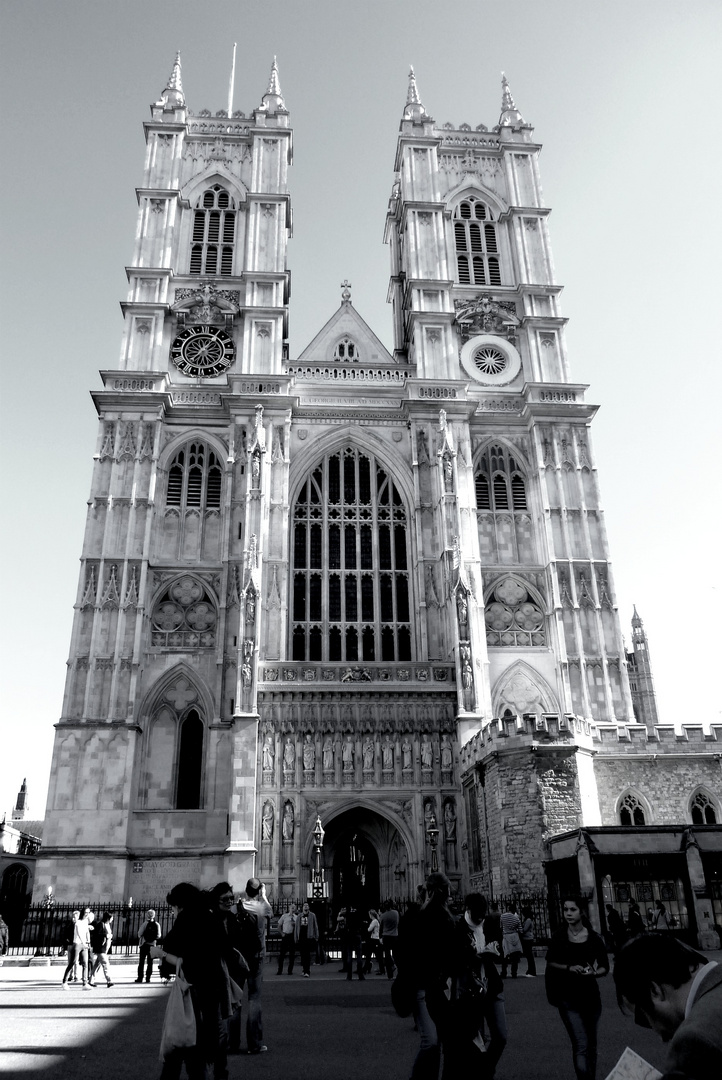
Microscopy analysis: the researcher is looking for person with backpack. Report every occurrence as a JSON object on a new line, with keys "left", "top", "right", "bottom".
{"left": 136, "top": 908, "right": 162, "bottom": 983}
{"left": 239, "top": 878, "right": 272, "bottom": 1054}
{"left": 90, "top": 912, "right": 114, "bottom": 987}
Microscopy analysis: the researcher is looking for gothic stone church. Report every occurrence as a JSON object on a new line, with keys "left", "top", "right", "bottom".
{"left": 34, "top": 58, "right": 721, "bottom": 944}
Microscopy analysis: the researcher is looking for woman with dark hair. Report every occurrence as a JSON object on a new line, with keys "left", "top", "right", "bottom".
{"left": 545, "top": 899, "right": 609, "bottom": 1080}
{"left": 90, "top": 912, "right": 114, "bottom": 987}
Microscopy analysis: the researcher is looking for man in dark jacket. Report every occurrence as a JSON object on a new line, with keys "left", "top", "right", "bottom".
{"left": 614, "top": 933, "right": 722, "bottom": 1080}
{"left": 450, "top": 894, "right": 507, "bottom": 1079}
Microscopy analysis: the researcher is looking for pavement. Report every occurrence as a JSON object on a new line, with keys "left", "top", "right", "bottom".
{"left": 1, "top": 952, "right": 706, "bottom": 1079}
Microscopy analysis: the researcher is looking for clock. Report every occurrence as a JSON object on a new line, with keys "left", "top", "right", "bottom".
{"left": 170, "top": 325, "right": 235, "bottom": 377}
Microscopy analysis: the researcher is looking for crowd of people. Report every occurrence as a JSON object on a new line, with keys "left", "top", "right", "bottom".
{"left": 7, "top": 876, "right": 716, "bottom": 1080}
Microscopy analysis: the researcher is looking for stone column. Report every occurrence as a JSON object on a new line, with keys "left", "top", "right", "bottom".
{"left": 684, "top": 830, "right": 721, "bottom": 950}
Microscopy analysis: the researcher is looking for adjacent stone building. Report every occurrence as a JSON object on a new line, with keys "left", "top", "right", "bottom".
{"left": 33, "top": 58, "right": 721, "bottom": 943}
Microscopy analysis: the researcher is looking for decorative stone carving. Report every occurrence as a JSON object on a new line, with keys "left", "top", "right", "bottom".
{"left": 454, "top": 295, "right": 519, "bottom": 344}
{"left": 401, "top": 738, "right": 412, "bottom": 770}
{"left": 341, "top": 667, "right": 372, "bottom": 683}
{"left": 444, "top": 799, "right": 457, "bottom": 840}
{"left": 283, "top": 737, "right": 295, "bottom": 771}
{"left": 342, "top": 738, "right": 355, "bottom": 771}
{"left": 381, "top": 739, "right": 394, "bottom": 771}
{"left": 440, "top": 735, "right": 453, "bottom": 772}
{"left": 302, "top": 734, "right": 315, "bottom": 772}
{"left": 322, "top": 737, "right": 334, "bottom": 771}
{"left": 421, "top": 738, "right": 433, "bottom": 770}
{"left": 262, "top": 801, "right": 274, "bottom": 841}
{"left": 362, "top": 738, "right": 374, "bottom": 770}
{"left": 282, "top": 801, "right": 294, "bottom": 841}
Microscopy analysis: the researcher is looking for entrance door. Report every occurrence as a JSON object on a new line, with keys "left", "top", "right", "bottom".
{"left": 333, "top": 830, "right": 380, "bottom": 912}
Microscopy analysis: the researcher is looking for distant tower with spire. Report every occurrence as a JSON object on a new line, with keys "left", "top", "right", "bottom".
{"left": 13, "top": 778, "right": 28, "bottom": 820}
{"left": 626, "top": 608, "right": 660, "bottom": 730}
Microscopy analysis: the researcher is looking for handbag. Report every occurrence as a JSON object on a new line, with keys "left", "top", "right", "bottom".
{"left": 159, "top": 963, "right": 196, "bottom": 1061}
{"left": 390, "top": 971, "right": 416, "bottom": 1018}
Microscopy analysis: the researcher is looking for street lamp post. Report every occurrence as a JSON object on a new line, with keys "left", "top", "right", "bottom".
{"left": 426, "top": 812, "right": 440, "bottom": 873}
{"left": 308, "top": 815, "right": 328, "bottom": 900}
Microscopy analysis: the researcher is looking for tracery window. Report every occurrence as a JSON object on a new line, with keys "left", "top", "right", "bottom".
{"left": 619, "top": 792, "right": 647, "bottom": 827}
{"left": 453, "top": 198, "right": 501, "bottom": 287}
{"left": 166, "top": 442, "right": 223, "bottom": 511}
{"left": 333, "top": 337, "right": 360, "bottom": 362}
{"left": 691, "top": 790, "right": 718, "bottom": 825}
{"left": 291, "top": 447, "right": 411, "bottom": 662}
{"left": 176, "top": 710, "right": 204, "bottom": 809}
{"left": 150, "top": 576, "right": 217, "bottom": 649}
{"left": 475, "top": 444, "right": 527, "bottom": 511}
{"left": 484, "top": 578, "right": 545, "bottom": 646}
{"left": 189, "top": 184, "right": 236, "bottom": 276}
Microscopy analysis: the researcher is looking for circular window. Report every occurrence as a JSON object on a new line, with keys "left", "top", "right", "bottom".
{"left": 460, "top": 334, "right": 522, "bottom": 386}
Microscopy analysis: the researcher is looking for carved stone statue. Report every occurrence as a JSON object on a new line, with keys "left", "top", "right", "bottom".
{"left": 401, "top": 739, "right": 412, "bottom": 770}
{"left": 421, "top": 738, "right": 433, "bottom": 770}
{"left": 362, "top": 739, "right": 374, "bottom": 770}
{"left": 283, "top": 737, "right": 295, "bottom": 770}
{"left": 342, "top": 738, "right": 354, "bottom": 771}
{"left": 262, "top": 801, "right": 274, "bottom": 841}
{"left": 262, "top": 736, "right": 275, "bottom": 772}
{"left": 245, "top": 590, "right": 256, "bottom": 624}
{"left": 457, "top": 591, "right": 468, "bottom": 634}
{"left": 303, "top": 734, "right": 315, "bottom": 771}
{"left": 440, "top": 736, "right": 452, "bottom": 771}
{"left": 322, "top": 737, "right": 334, "bottom": 771}
{"left": 282, "top": 801, "right": 294, "bottom": 842}
{"left": 382, "top": 739, "right": 394, "bottom": 771}
{"left": 444, "top": 800, "right": 457, "bottom": 841}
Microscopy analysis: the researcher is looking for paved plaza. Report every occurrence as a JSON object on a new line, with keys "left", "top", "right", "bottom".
{"left": 1, "top": 953, "right": 701, "bottom": 1079}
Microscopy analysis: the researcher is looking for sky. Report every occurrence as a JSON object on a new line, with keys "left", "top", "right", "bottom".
{"left": 1, "top": 0, "right": 721, "bottom": 821}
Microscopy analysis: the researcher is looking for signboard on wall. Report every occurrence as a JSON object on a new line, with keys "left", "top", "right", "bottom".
{"left": 128, "top": 858, "right": 202, "bottom": 899}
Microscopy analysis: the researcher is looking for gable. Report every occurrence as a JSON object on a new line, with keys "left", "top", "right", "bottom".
{"left": 297, "top": 303, "right": 394, "bottom": 365}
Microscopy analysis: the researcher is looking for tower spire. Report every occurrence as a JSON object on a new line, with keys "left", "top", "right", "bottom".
{"left": 499, "top": 71, "right": 524, "bottom": 127}
{"left": 403, "top": 66, "right": 428, "bottom": 122}
{"left": 159, "top": 51, "right": 185, "bottom": 109}
{"left": 260, "top": 55, "right": 285, "bottom": 112}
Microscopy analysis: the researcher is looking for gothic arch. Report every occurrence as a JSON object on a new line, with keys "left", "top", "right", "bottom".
{"left": 472, "top": 435, "right": 532, "bottom": 474}
{"left": 147, "top": 570, "right": 220, "bottom": 619}
{"left": 158, "top": 430, "right": 228, "bottom": 474}
{"left": 181, "top": 167, "right": 248, "bottom": 207}
{"left": 288, "top": 426, "right": 415, "bottom": 514}
{"left": 491, "top": 659, "right": 560, "bottom": 717}
{"left": 444, "top": 178, "right": 508, "bottom": 218}
{"left": 689, "top": 787, "right": 719, "bottom": 825}
{"left": 483, "top": 572, "right": 547, "bottom": 613}
{"left": 139, "top": 661, "right": 216, "bottom": 724}
{"left": 299, "top": 797, "right": 417, "bottom": 869}
{"left": 616, "top": 789, "right": 652, "bottom": 827}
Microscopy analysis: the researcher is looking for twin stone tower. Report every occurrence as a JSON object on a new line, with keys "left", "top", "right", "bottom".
{"left": 35, "top": 57, "right": 652, "bottom": 910}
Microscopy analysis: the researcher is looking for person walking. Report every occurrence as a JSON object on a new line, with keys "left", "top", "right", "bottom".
{"left": 341, "top": 904, "right": 365, "bottom": 981}
{"left": 379, "top": 900, "right": 399, "bottom": 978}
{"left": 240, "top": 878, "right": 272, "bottom": 1054}
{"left": 207, "top": 883, "right": 249, "bottom": 1071}
{"left": 365, "top": 910, "right": 384, "bottom": 974}
{"left": 61, "top": 910, "right": 81, "bottom": 987}
{"left": 90, "top": 912, "right": 114, "bottom": 987}
{"left": 294, "top": 902, "right": 319, "bottom": 978}
{"left": 136, "top": 909, "right": 162, "bottom": 983}
{"left": 276, "top": 905, "right": 297, "bottom": 975}
{"left": 545, "top": 898, "right": 609, "bottom": 1080}
{"left": 500, "top": 903, "right": 523, "bottom": 979}
{"left": 604, "top": 905, "right": 627, "bottom": 954}
{"left": 626, "top": 901, "right": 645, "bottom": 938}
{"left": 520, "top": 905, "right": 537, "bottom": 977}
{"left": 450, "top": 892, "right": 507, "bottom": 1079}
{"left": 652, "top": 900, "right": 674, "bottom": 930}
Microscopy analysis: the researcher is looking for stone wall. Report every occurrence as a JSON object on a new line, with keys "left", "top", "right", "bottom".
{"left": 594, "top": 755, "right": 721, "bottom": 825}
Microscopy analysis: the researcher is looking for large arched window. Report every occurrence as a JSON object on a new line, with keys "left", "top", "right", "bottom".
{"left": 166, "top": 442, "right": 223, "bottom": 510}
{"left": 619, "top": 791, "right": 647, "bottom": 826}
{"left": 189, "top": 184, "right": 236, "bottom": 276}
{"left": 291, "top": 447, "right": 411, "bottom": 662}
{"left": 690, "top": 789, "right": 718, "bottom": 825}
{"left": 453, "top": 198, "right": 501, "bottom": 286}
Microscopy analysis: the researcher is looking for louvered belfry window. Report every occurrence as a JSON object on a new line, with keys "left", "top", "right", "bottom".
{"left": 166, "top": 442, "right": 223, "bottom": 510}
{"left": 189, "top": 185, "right": 236, "bottom": 276}
{"left": 292, "top": 448, "right": 412, "bottom": 663}
{"left": 475, "top": 444, "right": 527, "bottom": 512}
{"left": 453, "top": 199, "right": 501, "bottom": 286}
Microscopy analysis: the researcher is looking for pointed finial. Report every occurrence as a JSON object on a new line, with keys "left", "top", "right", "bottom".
{"left": 499, "top": 71, "right": 524, "bottom": 127}
{"left": 403, "top": 66, "right": 428, "bottom": 121}
{"left": 260, "top": 55, "right": 285, "bottom": 112}
{"left": 160, "top": 51, "right": 185, "bottom": 109}
{"left": 632, "top": 605, "right": 643, "bottom": 627}
{"left": 341, "top": 279, "right": 352, "bottom": 303}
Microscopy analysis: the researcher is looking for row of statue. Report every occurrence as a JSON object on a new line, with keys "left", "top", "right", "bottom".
{"left": 262, "top": 733, "right": 454, "bottom": 773}
{"left": 261, "top": 797, "right": 458, "bottom": 844}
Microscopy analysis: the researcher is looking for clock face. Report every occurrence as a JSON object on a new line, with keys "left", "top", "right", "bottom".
{"left": 170, "top": 325, "right": 235, "bottom": 377}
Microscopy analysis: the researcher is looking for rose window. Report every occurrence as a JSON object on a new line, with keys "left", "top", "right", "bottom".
{"left": 151, "top": 575, "right": 217, "bottom": 649}
{"left": 485, "top": 579, "right": 545, "bottom": 647}
{"left": 473, "top": 346, "right": 507, "bottom": 375}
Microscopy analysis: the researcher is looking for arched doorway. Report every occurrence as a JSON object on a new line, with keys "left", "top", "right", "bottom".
{"left": 319, "top": 806, "right": 411, "bottom": 914}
